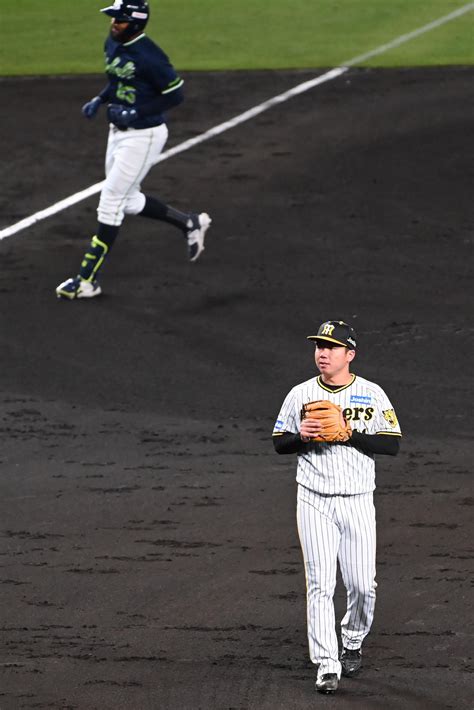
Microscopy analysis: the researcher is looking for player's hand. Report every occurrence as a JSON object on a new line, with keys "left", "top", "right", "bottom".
{"left": 300, "top": 418, "right": 323, "bottom": 442}
{"left": 107, "top": 104, "right": 138, "bottom": 130}
{"left": 82, "top": 96, "right": 102, "bottom": 119}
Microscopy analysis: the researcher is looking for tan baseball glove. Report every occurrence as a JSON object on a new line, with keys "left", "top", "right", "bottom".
{"left": 300, "top": 400, "right": 352, "bottom": 442}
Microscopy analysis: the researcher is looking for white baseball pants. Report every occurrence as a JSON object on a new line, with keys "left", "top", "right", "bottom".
{"left": 296, "top": 485, "right": 377, "bottom": 679}
{"left": 97, "top": 123, "right": 169, "bottom": 227}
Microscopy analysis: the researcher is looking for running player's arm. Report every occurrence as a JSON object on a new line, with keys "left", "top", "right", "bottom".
{"left": 96, "top": 38, "right": 116, "bottom": 104}
{"left": 138, "top": 78, "right": 184, "bottom": 116}
{"left": 139, "top": 46, "right": 184, "bottom": 117}
{"left": 96, "top": 84, "right": 112, "bottom": 103}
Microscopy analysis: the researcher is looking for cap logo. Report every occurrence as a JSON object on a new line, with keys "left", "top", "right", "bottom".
{"left": 347, "top": 336, "right": 356, "bottom": 347}
{"left": 320, "top": 323, "right": 335, "bottom": 336}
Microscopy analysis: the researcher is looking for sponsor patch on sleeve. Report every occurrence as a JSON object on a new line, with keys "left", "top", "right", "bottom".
{"left": 383, "top": 409, "right": 399, "bottom": 427}
{"left": 350, "top": 395, "right": 372, "bottom": 405}
{"left": 274, "top": 418, "right": 285, "bottom": 431}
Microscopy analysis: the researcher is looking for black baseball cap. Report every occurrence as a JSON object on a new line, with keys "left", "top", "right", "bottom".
{"left": 307, "top": 320, "right": 357, "bottom": 349}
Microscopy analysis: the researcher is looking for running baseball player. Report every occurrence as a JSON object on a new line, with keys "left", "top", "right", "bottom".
{"left": 272, "top": 320, "right": 401, "bottom": 694}
{"left": 56, "top": 0, "right": 211, "bottom": 300}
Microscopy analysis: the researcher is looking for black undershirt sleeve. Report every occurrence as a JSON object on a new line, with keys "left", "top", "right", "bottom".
{"left": 272, "top": 432, "right": 307, "bottom": 454}
{"left": 348, "top": 431, "right": 400, "bottom": 455}
{"left": 272, "top": 431, "right": 400, "bottom": 456}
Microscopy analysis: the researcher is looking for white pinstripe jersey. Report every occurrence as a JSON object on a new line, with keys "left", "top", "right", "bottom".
{"left": 273, "top": 374, "right": 402, "bottom": 495}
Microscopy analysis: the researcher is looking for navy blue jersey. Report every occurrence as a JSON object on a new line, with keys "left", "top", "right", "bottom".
{"left": 100, "top": 33, "right": 183, "bottom": 129}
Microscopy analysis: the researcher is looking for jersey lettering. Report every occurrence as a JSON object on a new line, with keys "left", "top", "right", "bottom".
{"left": 105, "top": 57, "right": 136, "bottom": 80}
{"left": 343, "top": 406, "right": 374, "bottom": 422}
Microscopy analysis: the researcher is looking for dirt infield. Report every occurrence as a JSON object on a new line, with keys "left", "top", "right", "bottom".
{"left": 0, "top": 67, "right": 472, "bottom": 709}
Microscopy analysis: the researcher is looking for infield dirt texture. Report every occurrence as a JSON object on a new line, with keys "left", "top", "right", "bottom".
{"left": 0, "top": 67, "right": 472, "bottom": 709}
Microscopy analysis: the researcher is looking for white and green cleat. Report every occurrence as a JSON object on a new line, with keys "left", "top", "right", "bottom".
{"left": 56, "top": 276, "right": 102, "bottom": 300}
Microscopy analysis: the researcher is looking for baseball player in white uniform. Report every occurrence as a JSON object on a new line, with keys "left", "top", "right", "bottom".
{"left": 273, "top": 320, "right": 401, "bottom": 694}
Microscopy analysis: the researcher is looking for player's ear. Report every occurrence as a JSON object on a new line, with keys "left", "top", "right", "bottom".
{"left": 347, "top": 349, "right": 356, "bottom": 363}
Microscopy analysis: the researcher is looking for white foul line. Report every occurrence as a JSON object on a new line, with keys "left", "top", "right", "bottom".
{"left": 1, "top": 1, "right": 473, "bottom": 241}
{"left": 344, "top": 2, "right": 474, "bottom": 67}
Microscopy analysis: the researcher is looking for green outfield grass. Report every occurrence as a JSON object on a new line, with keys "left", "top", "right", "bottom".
{"left": 0, "top": 0, "right": 472, "bottom": 75}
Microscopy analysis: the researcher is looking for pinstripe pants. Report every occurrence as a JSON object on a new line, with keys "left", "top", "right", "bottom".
{"left": 296, "top": 485, "right": 377, "bottom": 679}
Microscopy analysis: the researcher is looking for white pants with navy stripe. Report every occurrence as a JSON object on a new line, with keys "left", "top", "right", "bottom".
{"left": 98, "top": 123, "right": 169, "bottom": 227}
{"left": 296, "top": 485, "right": 377, "bottom": 679}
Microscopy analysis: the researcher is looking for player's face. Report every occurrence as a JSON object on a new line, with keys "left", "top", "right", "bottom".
{"left": 314, "top": 342, "right": 355, "bottom": 382}
{"left": 110, "top": 19, "right": 131, "bottom": 41}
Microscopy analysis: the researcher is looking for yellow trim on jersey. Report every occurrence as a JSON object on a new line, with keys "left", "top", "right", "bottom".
{"left": 272, "top": 432, "right": 285, "bottom": 436}
{"left": 317, "top": 373, "right": 356, "bottom": 393}
{"left": 376, "top": 431, "right": 402, "bottom": 436}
